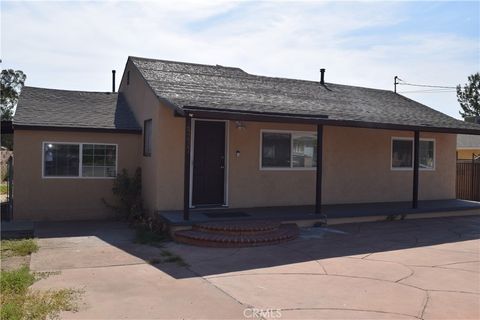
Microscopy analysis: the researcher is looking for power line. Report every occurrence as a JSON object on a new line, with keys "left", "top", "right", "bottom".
{"left": 397, "top": 81, "right": 456, "bottom": 89}
{"left": 398, "top": 89, "right": 456, "bottom": 94}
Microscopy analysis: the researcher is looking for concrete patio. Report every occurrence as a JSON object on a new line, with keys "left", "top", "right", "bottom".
{"left": 30, "top": 215, "right": 480, "bottom": 319}
{"left": 159, "top": 199, "right": 480, "bottom": 226}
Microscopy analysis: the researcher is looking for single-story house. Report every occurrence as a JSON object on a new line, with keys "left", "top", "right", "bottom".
{"left": 12, "top": 56, "right": 480, "bottom": 222}
{"left": 457, "top": 116, "right": 480, "bottom": 160}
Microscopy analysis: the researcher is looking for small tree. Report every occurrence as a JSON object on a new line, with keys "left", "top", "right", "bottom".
{"left": 1, "top": 69, "right": 26, "bottom": 121}
{"left": 457, "top": 72, "right": 480, "bottom": 118}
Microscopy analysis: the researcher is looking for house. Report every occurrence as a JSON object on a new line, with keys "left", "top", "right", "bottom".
{"left": 12, "top": 56, "right": 480, "bottom": 222}
{"left": 457, "top": 117, "right": 480, "bottom": 160}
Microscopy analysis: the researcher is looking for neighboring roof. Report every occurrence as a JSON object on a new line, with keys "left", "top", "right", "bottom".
{"left": 14, "top": 87, "right": 141, "bottom": 132}
{"left": 457, "top": 134, "right": 480, "bottom": 149}
{"left": 130, "top": 56, "right": 480, "bottom": 135}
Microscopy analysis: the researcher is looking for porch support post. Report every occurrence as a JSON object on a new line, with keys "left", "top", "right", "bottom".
{"left": 183, "top": 114, "right": 192, "bottom": 220}
{"left": 315, "top": 124, "right": 324, "bottom": 214}
{"left": 412, "top": 130, "right": 420, "bottom": 209}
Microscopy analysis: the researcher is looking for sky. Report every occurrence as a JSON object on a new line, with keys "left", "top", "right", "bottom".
{"left": 1, "top": 0, "right": 479, "bottom": 119}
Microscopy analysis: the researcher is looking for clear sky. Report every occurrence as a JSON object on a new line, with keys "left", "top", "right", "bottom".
{"left": 2, "top": 1, "right": 479, "bottom": 118}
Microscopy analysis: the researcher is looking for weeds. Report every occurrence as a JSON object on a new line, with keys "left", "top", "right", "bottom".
{"left": 147, "top": 258, "right": 161, "bottom": 265}
{"left": 1, "top": 267, "right": 35, "bottom": 295}
{"left": 22, "top": 288, "right": 82, "bottom": 320}
{"left": 163, "top": 255, "right": 188, "bottom": 267}
{"left": 1, "top": 239, "right": 39, "bottom": 258}
{"left": 135, "top": 227, "right": 167, "bottom": 247}
{"left": 0, "top": 239, "right": 81, "bottom": 319}
{"left": 146, "top": 250, "right": 188, "bottom": 267}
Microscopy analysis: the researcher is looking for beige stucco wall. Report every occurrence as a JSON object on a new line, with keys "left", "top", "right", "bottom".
{"left": 229, "top": 123, "right": 456, "bottom": 207}
{"left": 322, "top": 126, "right": 456, "bottom": 204}
{"left": 13, "top": 106, "right": 457, "bottom": 220}
{"left": 156, "top": 104, "right": 186, "bottom": 210}
{"left": 152, "top": 109, "right": 457, "bottom": 210}
{"left": 119, "top": 60, "right": 162, "bottom": 215}
{"left": 228, "top": 122, "right": 317, "bottom": 208}
{"left": 13, "top": 130, "right": 140, "bottom": 221}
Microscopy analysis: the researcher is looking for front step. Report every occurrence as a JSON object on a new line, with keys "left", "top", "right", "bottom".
{"left": 175, "top": 223, "right": 299, "bottom": 248}
{"left": 192, "top": 220, "right": 280, "bottom": 235}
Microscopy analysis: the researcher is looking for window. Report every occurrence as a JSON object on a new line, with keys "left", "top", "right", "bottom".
{"left": 262, "top": 132, "right": 291, "bottom": 167}
{"left": 261, "top": 131, "right": 317, "bottom": 169}
{"left": 392, "top": 139, "right": 413, "bottom": 168}
{"left": 82, "top": 144, "right": 117, "bottom": 177}
{"left": 144, "top": 119, "right": 152, "bottom": 156}
{"left": 419, "top": 140, "right": 435, "bottom": 169}
{"left": 391, "top": 138, "right": 435, "bottom": 170}
{"left": 44, "top": 143, "right": 80, "bottom": 177}
{"left": 43, "top": 142, "right": 117, "bottom": 178}
{"left": 292, "top": 132, "right": 317, "bottom": 168}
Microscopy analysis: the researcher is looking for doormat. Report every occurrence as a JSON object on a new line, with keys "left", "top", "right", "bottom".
{"left": 204, "top": 211, "right": 250, "bottom": 218}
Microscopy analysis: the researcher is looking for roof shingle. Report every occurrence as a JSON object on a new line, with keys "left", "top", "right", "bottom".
{"left": 131, "top": 56, "right": 480, "bottom": 134}
{"left": 14, "top": 87, "right": 141, "bottom": 132}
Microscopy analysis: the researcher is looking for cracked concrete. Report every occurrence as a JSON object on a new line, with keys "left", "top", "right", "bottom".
{"left": 30, "top": 216, "right": 479, "bottom": 319}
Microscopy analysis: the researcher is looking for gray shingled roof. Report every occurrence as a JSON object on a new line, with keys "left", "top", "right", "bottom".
{"left": 14, "top": 87, "right": 141, "bottom": 132}
{"left": 131, "top": 56, "right": 480, "bottom": 134}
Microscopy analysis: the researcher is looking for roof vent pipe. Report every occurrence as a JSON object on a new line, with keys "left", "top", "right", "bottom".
{"left": 112, "top": 70, "right": 116, "bottom": 93}
{"left": 320, "top": 68, "right": 325, "bottom": 85}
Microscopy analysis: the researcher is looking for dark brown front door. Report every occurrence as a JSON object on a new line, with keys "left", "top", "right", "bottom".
{"left": 192, "top": 120, "right": 226, "bottom": 206}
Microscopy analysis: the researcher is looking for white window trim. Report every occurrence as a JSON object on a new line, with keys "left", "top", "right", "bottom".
{"left": 259, "top": 129, "right": 317, "bottom": 171}
{"left": 42, "top": 141, "right": 118, "bottom": 179}
{"left": 390, "top": 137, "right": 435, "bottom": 171}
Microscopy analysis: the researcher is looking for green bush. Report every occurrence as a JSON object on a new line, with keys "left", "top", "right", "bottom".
{"left": 104, "top": 167, "right": 144, "bottom": 221}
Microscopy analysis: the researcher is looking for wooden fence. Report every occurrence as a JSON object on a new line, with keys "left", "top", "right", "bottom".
{"left": 456, "top": 161, "right": 480, "bottom": 201}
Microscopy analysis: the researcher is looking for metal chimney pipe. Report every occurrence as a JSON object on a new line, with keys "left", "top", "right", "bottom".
{"left": 112, "top": 70, "right": 116, "bottom": 93}
{"left": 320, "top": 68, "right": 325, "bottom": 85}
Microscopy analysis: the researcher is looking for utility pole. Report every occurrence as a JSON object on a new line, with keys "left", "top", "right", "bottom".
{"left": 394, "top": 76, "right": 399, "bottom": 93}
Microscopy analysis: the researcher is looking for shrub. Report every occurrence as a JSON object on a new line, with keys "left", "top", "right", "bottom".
{"left": 104, "top": 167, "right": 144, "bottom": 221}
{"left": 104, "top": 167, "right": 168, "bottom": 241}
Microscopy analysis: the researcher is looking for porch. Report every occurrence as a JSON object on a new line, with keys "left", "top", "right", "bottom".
{"left": 159, "top": 199, "right": 480, "bottom": 227}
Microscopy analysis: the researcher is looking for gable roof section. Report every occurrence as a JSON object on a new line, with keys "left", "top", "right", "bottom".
{"left": 14, "top": 87, "right": 141, "bottom": 133}
{"left": 130, "top": 56, "right": 480, "bottom": 135}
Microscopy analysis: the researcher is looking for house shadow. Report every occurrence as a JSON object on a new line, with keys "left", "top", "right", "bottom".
{"left": 33, "top": 214, "right": 480, "bottom": 280}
